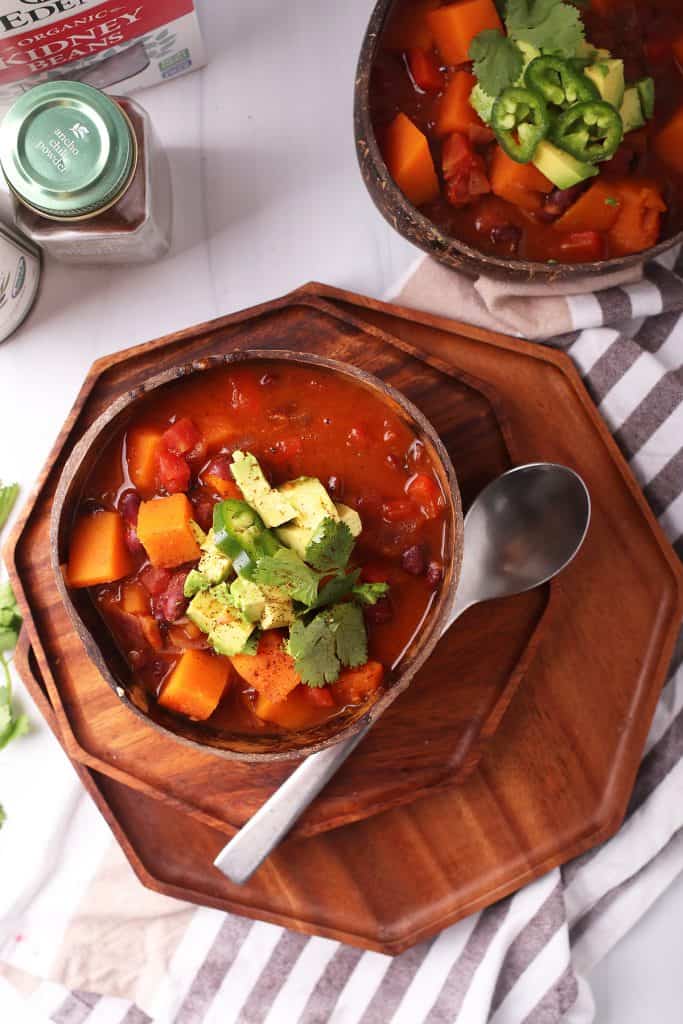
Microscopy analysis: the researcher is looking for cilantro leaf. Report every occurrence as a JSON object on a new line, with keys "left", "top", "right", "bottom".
{"left": 352, "top": 582, "right": 390, "bottom": 606}
{"left": 304, "top": 517, "right": 354, "bottom": 573}
{"left": 251, "top": 549, "right": 320, "bottom": 607}
{"left": 0, "top": 663, "right": 29, "bottom": 751}
{"left": 0, "top": 483, "right": 18, "bottom": 532}
{"left": 0, "top": 803, "right": 5, "bottom": 829}
{"left": 312, "top": 568, "right": 361, "bottom": 611}
{"left": 287, "top": 616, "right": 340, "bottom": 687}
{"left": 327, "top": 604, "right": 367, "bottom": 669}
{"left": 287, "top": 601, "right": 369, "bottom": 686}
{"left": 469, "top": 29, "right": 523, "bottom": 98}
{"left": 506, "top": 0, "right": 584, "bottom": 56}
{"left": 0, "top": 581, "right": 21, "bottom": 654}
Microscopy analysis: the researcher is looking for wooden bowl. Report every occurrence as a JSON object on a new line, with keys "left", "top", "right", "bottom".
{"left": 50, "top": 350, "right": 463, "bottom": 762}
{"left": 354, "top": 0, "right": 683, "bottom": 283}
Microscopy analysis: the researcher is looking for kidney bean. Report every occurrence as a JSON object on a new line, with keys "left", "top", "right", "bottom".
{"left": 154, "top": 571, "right": 190, "bottom": 624}
{"left": 140, "top": 565, "right": 173, "bottom": 596}
{"left": 490, "top": 224, "right": 522, "bottom": 254}
{"left": 426, "top": 561, "right": 443, "bottom": 590}
{"left": 124, "top": 522, "right": 144, "bottom": 557}
{"left": 364, "top": 596, "right": 394, "bottom": 625}
{"left": 118, "top": 489, "right": 141, "bottom": 525}
{"left": 401, "top": 544, "right": 426, "bottom": 575}
{"left": 537, "top": 184, "right": 587, "bottom": 223}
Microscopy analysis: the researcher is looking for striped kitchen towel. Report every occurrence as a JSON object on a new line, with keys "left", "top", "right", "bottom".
{"left": 1, "top": 246, "right": 682, "bottom": 1023}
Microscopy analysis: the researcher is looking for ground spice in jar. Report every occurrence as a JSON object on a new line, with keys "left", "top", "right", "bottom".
{"left": 0, "top": 82, "right": 172, "bottom": 265}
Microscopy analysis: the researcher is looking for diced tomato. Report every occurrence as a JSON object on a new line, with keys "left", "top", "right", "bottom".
{"left": 381, "top": 498, "right": 416, "bottom": 523}
{"left": 406, "top": 48, "right": 443, "bottom": 93}
{"left": 442, "top": 132, "right": 490, "bottom": 208}
{"left": 140, "top": 565, "right": 173, "bottom": 596}
{"left": 162, "top": 417, "right": 204, "bottom": 458}
{"left": 300, "top": 685, "right": 336, "bottom": 708}
{"left": 406, "top": 473, "right": 444, "bottom": 519}
{"left": 157, "top": 448, "right": 191, "bottom": 494}
{"left": 267, "top": 437, "right": 304, "bottom": 463}
{"left": 557, "top": 230, "right": 607, "bottom": 263}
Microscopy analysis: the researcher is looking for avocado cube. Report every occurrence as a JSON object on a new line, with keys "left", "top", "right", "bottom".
{"left": 230, "top": 451, "right": 296, "bottom": 528}
{"left": 230, "top": 577, "right": 266, "bottom": 623}
{"left": 187, "top": 589, "right": 227, "bottom": 635}
{"left": 620, "top": 87, "right": 645, "bottom": 133}
{"left": 198, "top": 528, "right": 233, "bottom": 584}
{"left": 585, "top": 58, "right": 625, "bottom": 109}
{"left": 533, "top": 141, "right": 598, "bottom": 190}
{"left": 636, "top": 77, "right": 655, "bottom": 120}
{"left": 277, "top": 477, "right": 339, "bottom": 531}
{"left": 259, "top": 586, "right": 295, "bottom": 630}
{"left": 209, "top": 614, "right": 256, "bottom": 657}
{"left": 275, "top": 522, "right": 311, "bottom": 560}
{"left": 184, "top": 569, "right": 210, "bottom": 598}
{"left": 335, "top": 502, "right": 362, "bottom": 538}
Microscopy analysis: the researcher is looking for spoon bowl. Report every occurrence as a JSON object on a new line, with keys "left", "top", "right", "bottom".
{"left": 214, "top": 462, "right": 591, "bottom": 885}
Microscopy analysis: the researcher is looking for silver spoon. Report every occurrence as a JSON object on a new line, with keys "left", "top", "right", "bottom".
{"left": 214, "top": 462, "right": 591, "bottom": 885}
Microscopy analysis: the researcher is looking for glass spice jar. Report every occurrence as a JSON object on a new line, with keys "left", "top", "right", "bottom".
{"left": 0, "top": 81, "right": 172, "bottom": 265}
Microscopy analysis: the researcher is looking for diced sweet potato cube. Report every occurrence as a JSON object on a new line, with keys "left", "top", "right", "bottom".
{"left": 253, "top": 687, "right": 323, "bottom": 731}
{"left": 121, "top": 581, "right": 150, "bottom": 615}
{"left": 428, "top": 0, "right": 502, "bottom": 66}
{"left": 554, "top": 180, "right": 622, "bottom": 234}
{"left": 68, "top": 511, "right": 134, "bottom": 589}
{"left": 383, "top": 113, "right": 440, "bottom": 207}
{"left": 126, "top": 425, "right": 164, "bottom": 497}
{"left": 607, "top": 179, "right": 667, "bottom": 257}
{"left": 654, "top": 105, "right": 683, "bottom": 175}
{"left": 383, "top": 0, "right": 440, "bottom": 51}
{"left": 331, "top": 662, "right": 384, "bottom": 706}
{"left": 490, "top": 146, "right": 552, "bottom": 213}
{"left": 196, "top": 413, "right": 237, "bottom": 453}
{"left": 159, "top": 649, "right": 232, "bottom": 721}
{"left": 137, "top": 494, "right": 201, "bottom": 569}
{"left": 436, "top": 70, "right": 481, "bottom": 138}
{"left": 230, "top": 630, "right": 301, "bottom": 703}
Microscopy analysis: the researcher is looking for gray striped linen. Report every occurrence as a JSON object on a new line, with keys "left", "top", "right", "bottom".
{"left": 43, "top": 247, "right": 683, "bottom": 1024}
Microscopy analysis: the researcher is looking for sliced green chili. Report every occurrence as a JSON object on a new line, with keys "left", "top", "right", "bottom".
{"left": 492, "top": 86, "right": 550, "bottom": 164}
{"left": 552, "top": 101, "right": 624, "bottom": 164}
{"left": 525, "top": 57, "right": 599, "bottom": 112}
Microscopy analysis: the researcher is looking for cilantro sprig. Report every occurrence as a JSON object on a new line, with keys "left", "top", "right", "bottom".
{"left": 352, "top": 582, "right": 390, "bottom": 606}
{"left": 286, "top": 602, "right": 368, "bottom": 687}
{"left": 251, "top": 548, "right": 321, "bottom": 607}
{"left": 0, "top": 483, "right": 28, "bottom": 829}
{"left": 305, "top": 517, "right": 354, "bottom": 573}
{"left": 469, "top": 30, "right": 523, "bottom": 98}
{"left": 506, "top": 0, "right": 584, "bottom": 57}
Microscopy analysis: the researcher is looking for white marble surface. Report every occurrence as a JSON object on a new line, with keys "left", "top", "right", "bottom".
{"left": 0, "top": 1, "right": 681, "bottom": 1019}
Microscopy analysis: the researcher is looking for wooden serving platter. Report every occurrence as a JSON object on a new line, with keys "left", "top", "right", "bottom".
{"left": 8, "top": 284, "right": 683, "bottom": 955}
{"left": 5, "top": 289, "right": 552, "bottom": 838}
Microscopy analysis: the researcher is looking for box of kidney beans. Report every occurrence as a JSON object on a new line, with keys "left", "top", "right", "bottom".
{"left": 0, "top": 0, "right": 205, "bottom": 107}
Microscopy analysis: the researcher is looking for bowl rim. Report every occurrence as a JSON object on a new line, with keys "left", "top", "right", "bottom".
{"left": 354, "top": 0, "right": 683, "bottom": 280}
{"left": 50, "top": 348, "right": 464, "bottom": 762}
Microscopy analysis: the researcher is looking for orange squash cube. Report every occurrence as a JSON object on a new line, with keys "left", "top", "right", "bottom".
{"left": 331, "top": 662, "right": 384, "bottom": 706}
{"left": 121, "top": 581, "right": 150, "bottom": 615}
{"left": 383, "top": 113, "right": 440, "bottom": 207}
{"left": 428, "top": 0, "right": 503, "bottom": 66}
{"left": 654, "top": 106, "right": 683, "bottom": 175}
{"left": 435, "top": 70, "right": 481, "bottom": 138}
{"left": 137, "top": 493, "right": 201, "bottom": 569}
{"left": 383, "top": 0, "right": 440, "bottom": 51}
{"left": 253, "top": 687, "right": 324, "bottom": 731}
{"left": 230, "top": 630, "right": 301, "bottom": 703}
{"left": 490, "top": 146, "right": 553, "bottom": 213}
{"left": 68, "top": 511, "right": 134, "bottom": 589}
{"left": 554, "top": 180, "right": 623, "bottom": 234}
{"left": 126, "top": 425, "right": 164, "bottom": 497}
{"left": 196, "top": 413, "right": 237, "bottom": 453}
{"left": 159, "top": 649, "right": 232, "bottom": 721}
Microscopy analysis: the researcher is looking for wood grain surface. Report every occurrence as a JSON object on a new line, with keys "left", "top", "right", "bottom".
{"left": 6, "top": 291, "right": 552, "bottom": 837}
{"left": 8, "top": 284, "right": 683, "bottom": 954}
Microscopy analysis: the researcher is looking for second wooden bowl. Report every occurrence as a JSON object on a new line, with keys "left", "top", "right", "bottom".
{"left": 50, "top": 350, "right": 463, "bottom": 762}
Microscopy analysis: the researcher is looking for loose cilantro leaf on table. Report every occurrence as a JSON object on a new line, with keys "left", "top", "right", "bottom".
{"left": 304, "top": 517, "right": 354, "bottom": 573}
{"left": 0, "top": 803, "right": 5, "bottom": 829}
{"left": 469, "top": 29, "right": 523, "bottom": 97}
{"left": 0, "top": 482, "right": 19, "bottom": 532}
{"left": 506, "top": 0, "right": 584, "bottom": 56}
{"left": 251, "top": 549, "right": 321, "bottom": 607}
{"left": 286, "top": 601, "right": 369, "bottom": 687}
{"left": 352, "top": 582, "right": 390, "bottom": 606}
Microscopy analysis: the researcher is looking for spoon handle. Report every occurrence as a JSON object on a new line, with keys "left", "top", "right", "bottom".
{"left": 213, "top": 603, "right": 468, "bottom": 885}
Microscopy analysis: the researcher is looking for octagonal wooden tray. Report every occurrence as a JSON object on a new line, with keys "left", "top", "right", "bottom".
{"left": 8, "top": 284, "right": 682, "bottom": 955}
{"left": 4, "top": 287, "right": 552, "bottom": 839}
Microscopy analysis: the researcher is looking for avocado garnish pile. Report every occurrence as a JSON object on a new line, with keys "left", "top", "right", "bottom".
{"left": 183, "top": 452, "right": 389, "bottom": 687}
{"left": 469, "top": 0, "right": 655, "bottom": 188}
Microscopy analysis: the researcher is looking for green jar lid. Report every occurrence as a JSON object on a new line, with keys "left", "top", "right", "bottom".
{"left": 0, "top": 81, "right": 136, "bottom": 220}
